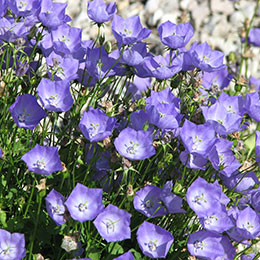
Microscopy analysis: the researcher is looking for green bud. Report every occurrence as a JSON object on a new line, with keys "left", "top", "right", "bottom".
{"left": 104, "top": 41, "right": 112, "bottom": 53}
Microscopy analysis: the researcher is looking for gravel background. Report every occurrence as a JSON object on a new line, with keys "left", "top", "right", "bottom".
{"left": 55, "top": 0, "right": 260, "bottom": 78}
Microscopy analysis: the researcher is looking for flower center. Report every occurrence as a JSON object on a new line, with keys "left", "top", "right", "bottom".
{"left": 88, "top": 123, "right": 100, "bottom": 138}
{"left": 102, "top": 218, "right": 120, "bottom": 234}
{"left": 18, "top": 109, "right": 30, "bottom": 122}
{"left": 78, "top": 201, "right": 88, "bottom": 212}
{"left": 192, "top": 135, "right": 202, "bottom": 150}
{"left": 125, "top": 141, "right": 139, "bottom": 154}
{"left": 145, "top": 199, "right": 154, "bottom": 209}
{"left": 148, "top": 240, "right": 157, "bottom": 252}
{"left": 194, "top": 240, "right": 205, "bottom": 251}
{"left": 53, "top": 204, "right": 64, "bottom": 214}
{"left": 47, "top": 94, "right": 58, "bottom": 106}
{"left": 193, "top": 193, "right": 207, "bottom": 205}
{"left": 204, "top": 215, "right": 218, "bottom": 225}
{"left": 35, "top": 158, "right": 46, "bottom": 170}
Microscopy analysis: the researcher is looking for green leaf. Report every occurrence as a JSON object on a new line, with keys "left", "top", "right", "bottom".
{"left": 108, "top": 243, "right": 124, "bottom": 255}
{"left": 0, "top": 209, "right": 7, "bottom": 228}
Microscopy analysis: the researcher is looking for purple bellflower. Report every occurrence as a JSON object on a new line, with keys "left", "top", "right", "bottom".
{"left": 113, "top": 251, "right": 134, "bottom": 260}
{"left": 137, "top": 221, "right": 174, "bottom": 259}
{"left": 188, "top": 230, "right": 235, "bottom": 260}
{"left": 79, "top": 106, "right": 117, "bottom": 142}
{"left": 0, "top": 229, "right": 26, "bottom": 260}
{"left": 37, "top": 78, "right": 73, "bottom": 112}
{"left": 158, "top": 21, "right": 194, "bottom": 49}
{"left": 93, "top": 204, "right": 131, "bottom": 242}
{"left": 248, "top": 28, "right": 260, "bottom": 47}
{"left": 209, "top": 138, "right": 241, "bottom": 177}
{"left": 65, "top": 183, "right": 104, "bottom": 222}
{"left": 180, "top": 120, "right": 216, "bottom": 157}
{"left": 141, "top": 54, "right": 182, "bottom": 80}
{"left": 9, "top": 0, "right": 41, "bottom": 17}
{"left": 45, "top": 189, "right": 67, "bottom": 225}
{"left": 249, "top": 76, "right": 260, "bottom": 91}
{"left": 51, "top": 24, "right": 82, "bottom": 55}
{"left": 46, "top": 51, "right": 79, "bottom": 82}
{"left": 38, "top": 0, "right": 70, "bottom": 29}
{"left": 87, "top": 0, "right": 117, "bottom": 24}
{"left": 189, "top": 42, "right": 226, "bottom": 72}
{"left": 21, "top": 144, "right": 63, "bottom": 175}
{"left": 112, "top": 15, "right": 151, "bottom": 45}
{"left": 114, "top": 127, "right": 156, "bottom": 160}
{"left": 244, "top": 92, "right": 260, "bottom": 122}
{"left": 133, "top": 185, "right": 167, "bottom": 218}
{"left": 9, "top": 94, "right": 47, "bottom": 130}
{"left": 186, "top": 177, "right": 224, "bottom": 217}
{"left": 256, "top": 131, "right": 260, "bottom": 164}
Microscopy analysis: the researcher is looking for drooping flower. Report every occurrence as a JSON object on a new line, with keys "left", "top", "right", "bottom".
{"left": 38, "top": 0, "right": 70, "bottom": 29}
{"left": 248, "top": 28, "right": 260, "bottom": 47}
{"left": 113, "top": 251, "right": 134, "bottom": 260}
{"left": 189, "top": 42, "right": 226, "bottom": 72}
{"left": 79, "top": 106, "right": 117, "bottom": 142}
{"left": 137, "top": 221, "right": 174, "bottom": 259}
{"left": 112, "top": 15, "right": 151, "bottom": 45}
{"left": 65, "top": 183, "right": 104, "bottom": 223}
{"left": 9, "top": 94, "right": 47, "bottom": 130}
{"left": 114, "top": 127, "right": 156, "bottom": 160}
{"left": 37, "top": 78, "right": 74, "bottom": 112}
{"left": 93, "top": 204, "right": 131, "bottom": 242}
{"left": 186, "top": 177, "right": 223, "bottom": 217}
{"left": 158, "top": 21, "right": 194, "bottom": 49}
{"left": 133, "top": 185, "right": 167, "bottom": 218}
{"left": 45, "top": 189, "right": 67, "bottom": 225}
{"left": 21, "top": 144, "right": 63, "bottom": 175}
{"left": 243, "top": 92, "right": 260, "bottom": 122}
{"left": 187, "top": 230, "right": 235, "bottom": 260}
{"left": 87, "top": 0, "right": 117, "bottom": 24}
{"left": 8, "top": 0, "right": 41, "bottom": 17}
{"left": 0, "top": 229, "right": 26, "bottom": 260}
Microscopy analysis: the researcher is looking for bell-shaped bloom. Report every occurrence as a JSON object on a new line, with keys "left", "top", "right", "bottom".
{"left": 199, "top": 67, "right": 233, "bottom": 93}
{"left": 0, "top": 229, "right": 26, "bottom": 260}
{"left": 65, "top": 183, "right": 104, "bottom": 223}
{"left": 112, "top": 15, "right": 151, "bottom": 45}
{"left": 88, "top": 0, "right": 117, "bottom": 24}
{"left": 0, "top": 148, "right": 3, "bottom": 158}
{"left": 113, "top": 251, "right": 134, "bottom": 260}
{"left": 46, "top": 51, "right": 79, "bottom": 82}
{"left": 235, "top": 207, "right": 260, "bottom": 240}
{"left": 189, "top": 42, "right": 226, "bottom": 72}
{"left": 45, "top": 189, "right": 67, "bottom": 225}
{"left": 133, "top": 185, "right": 167, "bottom": 218}
{"left": 141, "top": 54, "right": 182, "bottom": 80}
{"left": 8, "top": 0, "right": 41, "bottom": 17}
{"left": 160, "top": 181, "right": 185, "bottom": 214}
{"left": 188, "top": 231, "right": 235, "bottom": 260}
{"left": 221, "top": 171, "right": 259, "bottom": 193}
{"left": 93, "top": 204, "right": 131, "bottom": 242}
{"left": 158, "top": 21, "right": 194, "bottom": 49}
{"left": 209, "top": 138, "right": 241, "bottom": 177}
{"left": 137, "top": 221, "right": 174, "bottom": 259}
{"left": 244, "top": 92, "right": 260, "bottom": 122}
{"left": 179, "top": 150, "right": 208, "bottom": 170}
{"left": 37, "top": 78, "right": 73, "bottom": 112}
{"left": 0, "top": 17, "right": 29, "bottom": 43}
{"left": 79, "top": 107, "right": 117, "bottom": 142}
{"left": 21, "top": 144, "right": 63, "bottom": 175}
{"left": 114, "top": 127, "right": 156, "bottom": 160}
{"left": 201, "top": 100, "right": 244, "bottom": 136}
{"left": 186, "top": 177, "right": 224, "bottom": 217}
{"left": 51, "top": 24, "right": 82, "bottom": 55}
{"left": 251, "top": 188, "right": 260, "bottom": 212}
{"left": 248, "top": 28, "right": 260, "bottom": 47}
{"left": 9, "top": 94, "right": 47, "bottom": 130}
{"left": 85, "top": 46, "right": 117, "bottom": 80}
{"left": 249, "top": 76, "right": 260, "bottom": 92}
{"left": 180, "top": 120, "right": 216, "bottom": 157}
{"left": 199, "top": 204, "right": 234, "bottom": 233}
{"left": 38, "top": 0, "right": 70, "bottom": 29}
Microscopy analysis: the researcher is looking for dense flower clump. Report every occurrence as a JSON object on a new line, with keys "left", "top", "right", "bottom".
{"left": 1, "top": 0, "right": 260, "bottom": 259}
